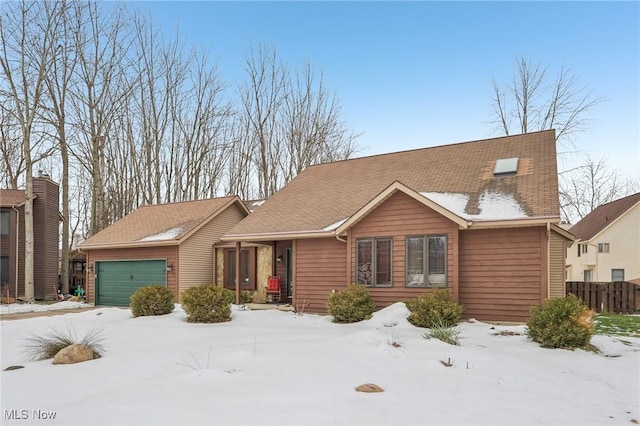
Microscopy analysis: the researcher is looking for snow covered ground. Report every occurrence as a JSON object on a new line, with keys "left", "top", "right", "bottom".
{"left": 0, "top": 301, "right": 92, "bottom": 315}
{"left": 1, "top": 302, "right": 638, "bottom": 426}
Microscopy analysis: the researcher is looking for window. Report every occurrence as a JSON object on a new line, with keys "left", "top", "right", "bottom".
{"left": 356, "top": 238, "right": 392, "bottom": 286}
{"left": 0, "top": 256, "right": 8, "bottom": 286}
{"left": 598, "top": 243, "right": 610, "bottom": 253}
{"left": 612, "top": 269, "right": 625, "bottom": 282}
{"left": 406, "top": 235, "right": 447, "bottom": 288}
{"left": 583, "top": 270, "right": 593, "bottom": 282}
{"left": 224, "top": 249, "right": 255, "bottom": 289}
{"left": 0, "top": 210, "right": 9, "bottom": 236}
{"left": 578, "top": 243, "right": 588, "bottom": 257}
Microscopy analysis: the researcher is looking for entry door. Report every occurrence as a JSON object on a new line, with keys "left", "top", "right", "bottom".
{"left": 286, "top": 248, "right": 292, "bottom": 298}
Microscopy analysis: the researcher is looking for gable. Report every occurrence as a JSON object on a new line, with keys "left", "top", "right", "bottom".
{"left": 351, "top": 191, "right": 460, "bottom": 235}
{"left": 593, "top": 202, "right": 640, "bottom": 243}
{"left": 570, "top": 193, "right": 640, "bottom": 241}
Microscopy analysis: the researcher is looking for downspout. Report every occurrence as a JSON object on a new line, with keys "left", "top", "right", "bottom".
{"left": 546, "top": 222, "right": 551, "bottom": 299}
{"left": 335, "top": 234, "right": 347, "bottom": 243}
{"left": 235, "top": 241, "right": 241, "bottom": 305}
{"left": 11, "top": 205, "right": 20, "bottom": 299}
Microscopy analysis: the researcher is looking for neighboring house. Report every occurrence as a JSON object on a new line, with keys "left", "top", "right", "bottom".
{"left": 80, "top": 196, "right": 249, "bottom": 306}
{"left": 566, "top": 192, "right": 640, "bottom": 284}
{"left": 0, "top": 175, "right": 61, "bottom": 300}
{"left": 219, "top": 130, "right": 572, "bottom": 322}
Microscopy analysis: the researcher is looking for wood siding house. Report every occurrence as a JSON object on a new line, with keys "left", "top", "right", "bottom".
{"left": 79, "top": 196, "right": 249, "bottom": 306}
{"left": 566, "top": 192, "right": 640, "bottom": 284}
{"left": 0, "top": 176, "right": 61, "bottom": 300}
{"left": 220, "top": 131, "right": 573, "bottom": 321}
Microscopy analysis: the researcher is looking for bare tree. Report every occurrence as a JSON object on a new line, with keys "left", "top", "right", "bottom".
{"left": 0, "top": 1, "right": 61, "bottom": 301}
{"left": 560, "top": 156, "right": 634, "bottom": 223}
{"left": 239, "top": 43, "right": 286, "bottom": 198}
{"left": 0, "top": 98, "right": 25, "bottom": 188}
{"left": 235, "top": 44, "right": 360, "bottom": 198}
{"left": 42, "top": 1, "right": 78, "bottom": 294}
{"left": 490, "top": 57, "right": 603, "bottom": 149}
{"left": 70, "top": 1, "right": 132, "bottom": 236}
{"left": 281, "top": 62, "right": 359, "bottom": 182}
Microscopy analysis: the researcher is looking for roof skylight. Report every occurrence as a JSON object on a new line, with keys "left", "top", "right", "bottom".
{"left": 494, "top": 157, "right": 519, "bottom": 176}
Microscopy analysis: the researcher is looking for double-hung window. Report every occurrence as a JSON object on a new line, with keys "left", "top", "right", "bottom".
{"left": 406, "top": 235, "right": 447, "bottom": 288}
{"left": 356, "top": 238, "right": 392, "bottom": 286}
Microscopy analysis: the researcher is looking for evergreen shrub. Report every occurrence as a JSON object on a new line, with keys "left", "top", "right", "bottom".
{"left": 526, "top": 294, "right": 594, "bottom": 349}
{"left": 130, "top": 285, "right": 175, "bottom": 317}
{"left": 406, "top": 289, "right": 463, "bottom": 328}
{"left": 327, "top": 285, "right": 375, "bottom": 323}
{"left": 181, "top": 285, "right": 232, "bottom": 323}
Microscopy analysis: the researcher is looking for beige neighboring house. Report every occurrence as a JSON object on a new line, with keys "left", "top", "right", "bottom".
{"left": 79, "top": 196, "right": 249, "bottom": 306}
{"left": 566, "top": 192, "right": 640, "bottom": 284}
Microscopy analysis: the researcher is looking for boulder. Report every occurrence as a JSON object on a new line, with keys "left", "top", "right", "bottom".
{"left": 355, "top": 383, "right": 384, "bottom": 393}
{"left": 52, "top": 344, "right": 95, "bottom": 365}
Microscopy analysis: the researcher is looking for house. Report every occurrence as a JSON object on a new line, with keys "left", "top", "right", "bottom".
{"left": 565, "top": 192, "right": 640, "bottom": 284}
{"left": 80, "top": 196, "right": 249, "bottom": 306}
{"left": 0, "top": 175, "right": 61, "bottom": 300}
{"left": 218, "top": 130, "right": 572, "bottom": 322}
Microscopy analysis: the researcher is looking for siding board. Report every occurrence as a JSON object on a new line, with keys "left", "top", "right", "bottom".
{"left": 294, "top": 237, "right": 347, "bottom": 313}
{"left": 549, "top": 230, "right": 566, "bottom": 298}
{"left": 459, "top": 227, "right": 546, "bottom": 322}
{"left": 179, "top": 204, "right": 246, "bottom": 293}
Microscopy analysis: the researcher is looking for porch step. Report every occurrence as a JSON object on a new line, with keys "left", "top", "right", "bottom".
{"left": 246, "top": 303, "right": 294, "bottom": 312}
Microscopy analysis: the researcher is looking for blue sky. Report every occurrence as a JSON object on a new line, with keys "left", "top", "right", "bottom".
{"left": 142, "top": 1, "right": 639, "bottom": 179}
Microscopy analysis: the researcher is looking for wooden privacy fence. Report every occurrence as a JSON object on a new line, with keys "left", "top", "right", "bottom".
{"left": 566, "top": 281, "right": 640, "bottom": 314}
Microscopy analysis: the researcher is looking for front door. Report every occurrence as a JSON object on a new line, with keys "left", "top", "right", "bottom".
{"left": 286, "top": 248, "right": 292, "bottom": 298}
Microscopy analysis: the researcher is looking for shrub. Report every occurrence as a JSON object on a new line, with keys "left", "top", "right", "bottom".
{"left": 24, "top": 325, "right": 104, "bottom": 361}
{"left": 526, "top": 294, "right": 594, "bottom": 349}
{"left": 130, "top": 285, "right": 175, "bottom": 317}
{"left": 181, "top": 285, "right": 232, "bottom": 323}
{"left": 240, "top": 290, "right": 254, "bottom": 304}
{"left": 327, "top": 285, "right": 375, "bottom": 323}
{"left": 406, "top": 289, "right": 463, "bottom": 328}
{"left": 222, "top": 288, "right": 235, "bottom": 305}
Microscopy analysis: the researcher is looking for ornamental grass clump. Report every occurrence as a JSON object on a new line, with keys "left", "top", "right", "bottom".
{"left": 526, "top": 294, "right": 594, "bottom": 349}
{"left": 181, "top": 285, "right": 232, "bottom": 323}
{"left": 423, "top": 318, "right": 462, "bottom": 346}
{"left": 327, "top": 285, "right": 376, "bottom": 323}
{"left": 130, "top": 285, "right": 175, "bottom": 317}
{"left": 406, "top": 289, "right": 463, "bottom": 328}
{"left": 24, "top": 325, "right": 105, "bottom": 361}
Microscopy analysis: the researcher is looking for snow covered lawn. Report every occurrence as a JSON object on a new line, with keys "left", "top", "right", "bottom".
{"left": 1, "top": 303, "right": 638, "bottom": 425}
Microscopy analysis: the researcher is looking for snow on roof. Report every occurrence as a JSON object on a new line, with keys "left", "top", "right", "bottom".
{"left": 138, "top": 225, "right": 184, "bottom": 242}
{"left": 421, "top": 190, "right": 529, "bottom": 221}
{"left": 323, "top": 217, "right": 349, "bottom": 231}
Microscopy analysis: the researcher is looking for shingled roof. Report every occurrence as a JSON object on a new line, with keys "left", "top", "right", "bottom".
{"left": 81, "top": 196, "right": 246, "bottom": 249}
{"left": 224, "top": 130, "right": 560, "bottom": 240}
{"left": 569, "top": 192, "right": 640, "bottom": 241}
{"left": 0, "top": 189, "right": 28, "bottom": 207}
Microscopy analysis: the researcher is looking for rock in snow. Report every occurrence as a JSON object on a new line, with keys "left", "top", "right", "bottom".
{"left": 52, "top": 344, "right": 96, "bottom": 365}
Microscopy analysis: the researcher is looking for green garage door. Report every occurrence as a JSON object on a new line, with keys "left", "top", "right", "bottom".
{"left": 96, "top": 260, "right": 167, "bottom": 306}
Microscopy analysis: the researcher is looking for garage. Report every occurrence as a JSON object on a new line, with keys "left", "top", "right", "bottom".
{"left": 95, "top": 260, "right": 167, "bottom": 306}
